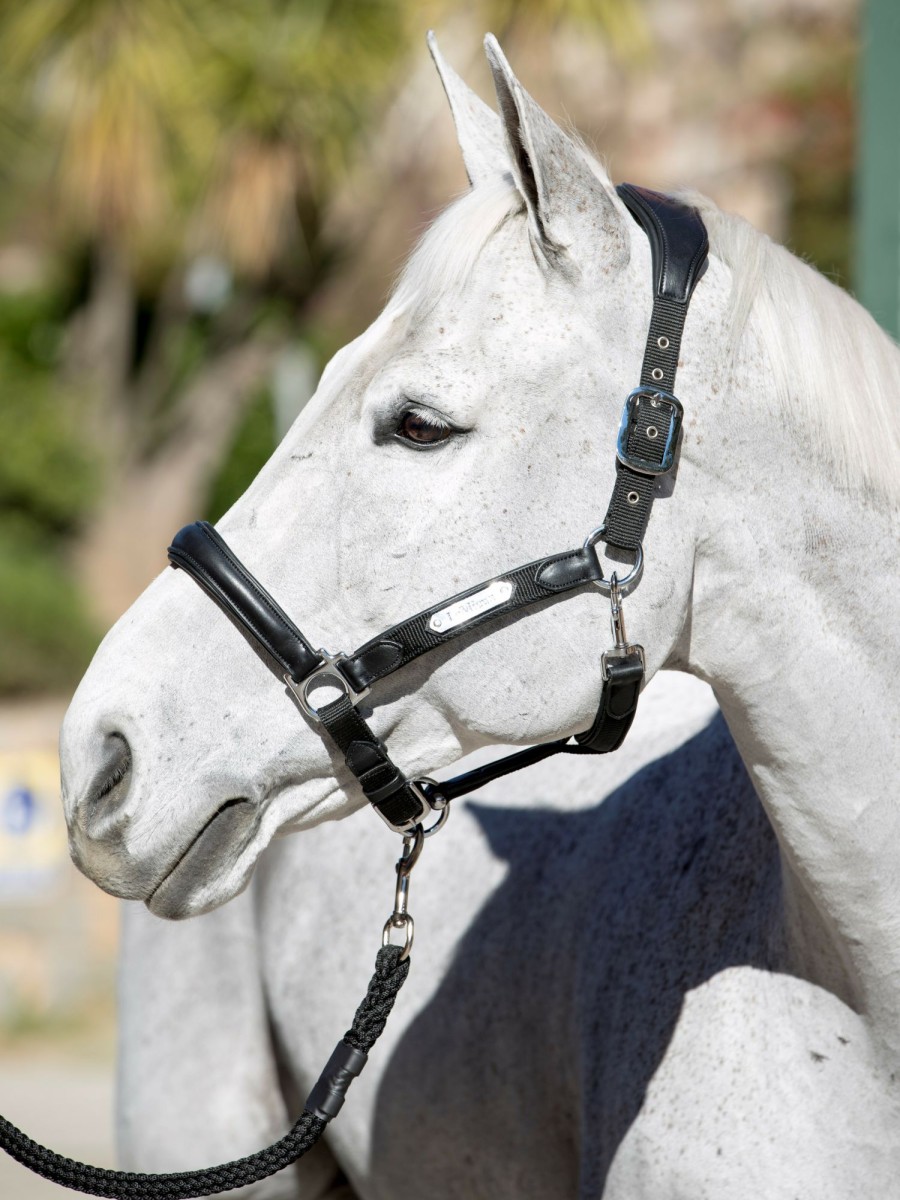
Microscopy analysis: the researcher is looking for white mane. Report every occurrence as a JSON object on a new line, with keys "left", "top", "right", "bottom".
{"left": 683, "top": 190, "right": 900, "bottom": 502}
{"left": 389, "top": 167, "right": 900, "bottom": 502}
{"left": 388, "top": 173, "right": 523, "bottom": 318}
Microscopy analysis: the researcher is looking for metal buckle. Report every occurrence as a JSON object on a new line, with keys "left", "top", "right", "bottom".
{"left": 284, "top": 649, "right": 369, "bottom": 723}
{"left": 616, "top": 386, "right": 683, "bottom": 475}
{"left": 373, "top": 777, "right": 435, "bottom": 835}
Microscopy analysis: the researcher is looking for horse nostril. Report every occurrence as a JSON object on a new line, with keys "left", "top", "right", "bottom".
{"left": 87, "top": 732, "right": 133, "bottom": 813}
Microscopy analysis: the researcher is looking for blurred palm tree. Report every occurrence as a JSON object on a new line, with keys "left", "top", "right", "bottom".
{"left": 0, "top": 0, "right": 409, "bottom": 618}
{"left": 0, "top": 0, "right": 647, "bottom": 629}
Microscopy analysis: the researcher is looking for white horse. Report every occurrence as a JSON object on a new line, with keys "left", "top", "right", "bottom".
{"left": 55, "top": 34, "right": 900, "bottom": 1198}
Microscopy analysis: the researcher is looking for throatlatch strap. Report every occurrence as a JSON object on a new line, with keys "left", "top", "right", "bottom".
{"left": 417, "top": 654, "right": 645, "bottom": 807}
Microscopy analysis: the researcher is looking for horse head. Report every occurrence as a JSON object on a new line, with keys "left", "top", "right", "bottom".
{"left": 59, "top": 36, "right": 734, "bottom": 917}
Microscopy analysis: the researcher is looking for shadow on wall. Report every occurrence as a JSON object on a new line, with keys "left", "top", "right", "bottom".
{"left": 368, "top": 713, "right": 783, "bottom": 1196}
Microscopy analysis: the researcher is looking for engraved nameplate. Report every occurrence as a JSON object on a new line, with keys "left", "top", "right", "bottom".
{"left": 428, "top": 580, "right": 514, "bottom": 634}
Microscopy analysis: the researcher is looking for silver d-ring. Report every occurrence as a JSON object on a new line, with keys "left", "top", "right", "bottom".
{"left": 420, "top": 801, "right": 451, "bottom": 839}
{"left": 382, "top": 912, "right": 415, "bottom": 961}
{"left": 583, "top": 525, "right": 644, "bottom": 598}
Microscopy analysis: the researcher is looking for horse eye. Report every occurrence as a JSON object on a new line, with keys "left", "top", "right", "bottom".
{"left": 395, "top": 410, "right": 453, "bottom": 446}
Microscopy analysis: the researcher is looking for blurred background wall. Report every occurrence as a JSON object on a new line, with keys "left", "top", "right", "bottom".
{"left": 0, "top": 0, "right": 866, "bottom": 1185}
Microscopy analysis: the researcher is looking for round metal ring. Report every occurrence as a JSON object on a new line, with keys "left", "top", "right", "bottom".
{"left": 420, "top": 801, "right": 451, "bottom": 839}
{"left": 382, "top": 912, "right": 415, "bottom": 961}
{"left": 582, "top": 525, "right": 644, "bottom": 597}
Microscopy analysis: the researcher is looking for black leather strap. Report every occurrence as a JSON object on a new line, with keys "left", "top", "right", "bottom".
{"left": 168, "top": 522, "right": 323, "bottom": 682}
{"left": 418, "top": 655, "right": 645, "bottom": 806}
{"left": 339, "top": 546, "right": 604, "bottom": 692}
{"left": 574, "top": 652, "right": 644, "bottom": 753}
{"left": 617, "top": 184, "right": 709, "bottom": 306}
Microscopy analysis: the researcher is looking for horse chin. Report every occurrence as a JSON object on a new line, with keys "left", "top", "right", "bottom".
{"left": 145, "top": 798, "right": 260, "bottom": 920}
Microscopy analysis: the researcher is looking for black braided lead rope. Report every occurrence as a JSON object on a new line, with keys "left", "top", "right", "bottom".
{"left": 0, "top": 945, "right": 410, "bottom": 1198}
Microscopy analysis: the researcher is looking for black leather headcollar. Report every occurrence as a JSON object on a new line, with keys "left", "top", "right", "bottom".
{"left": 167, "top": 184, "right": 710, "bottom": 834}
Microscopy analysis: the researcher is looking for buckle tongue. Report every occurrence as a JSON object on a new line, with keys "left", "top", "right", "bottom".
{"left": 616, "top": 386, "right": 683, "bottom": 475}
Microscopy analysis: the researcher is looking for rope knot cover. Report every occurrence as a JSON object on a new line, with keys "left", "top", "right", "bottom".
{"left": 0, "top": 945, "right": 410, "bottom": 1199}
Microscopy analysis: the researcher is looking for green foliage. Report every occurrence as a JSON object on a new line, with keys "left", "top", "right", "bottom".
{"left": 0, "top": 289, "right": 100, "bottom": 693}
{"left": 203, "top": 388, "right": 276, "bottom": 524}
{"left": 0, "top": 520, "right": 99, "bottom": 693}
{"left": 0, "top": 375, "right": 96, "bottom": 536}
{"left": 778, "top": 37, "right": 856, "bottom": 288}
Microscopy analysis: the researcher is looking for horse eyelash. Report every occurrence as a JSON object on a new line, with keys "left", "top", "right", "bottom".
{"left": 401, "top": 404, "right": 451, "bottom": 429}
{"left": 371, "top": 397, "right": 469, "bottom": 445}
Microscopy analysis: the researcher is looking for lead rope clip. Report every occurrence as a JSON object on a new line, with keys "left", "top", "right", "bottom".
{"left": 601, "top": 572, "right": 646, "bottom": 679}
{"left": 382, "top": 824, "right": 425, "bottom": 961}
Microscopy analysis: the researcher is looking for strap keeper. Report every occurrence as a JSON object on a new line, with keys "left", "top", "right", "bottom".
{"left": 364, "top": 770, "right": 408, "bottom": 806}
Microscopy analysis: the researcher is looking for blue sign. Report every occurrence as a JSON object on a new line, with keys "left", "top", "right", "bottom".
{"left": 2, "top": 786, "right": 36, "bottom": 836}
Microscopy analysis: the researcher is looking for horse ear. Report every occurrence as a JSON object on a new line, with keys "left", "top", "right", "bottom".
{"left": 428, "top": 32, "right": 507, "bottom": 186}
{"left": 483, "top": 34, "right": 627, "bottom": 270}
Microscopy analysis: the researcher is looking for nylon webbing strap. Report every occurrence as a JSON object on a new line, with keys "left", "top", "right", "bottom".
{"left": 318, "top": 695, "right": 427, "bottom": 828}
{"left": 339, "top": 546, "right": 603, "bottom": 692}
{"left": 603, "top": 185, "right": 709, "bottom": 552}
{"left": 603, "top": 390, "right": 680, "bottom": 551}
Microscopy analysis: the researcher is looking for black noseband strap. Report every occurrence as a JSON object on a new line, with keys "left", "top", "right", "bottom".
{"left": 169, "top": 522, "right": 321, "bottom": 682}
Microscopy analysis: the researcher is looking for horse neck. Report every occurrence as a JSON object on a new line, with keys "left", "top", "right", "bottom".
{"left": 682, "top": 319, "right": 900, "bottom": 1064}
